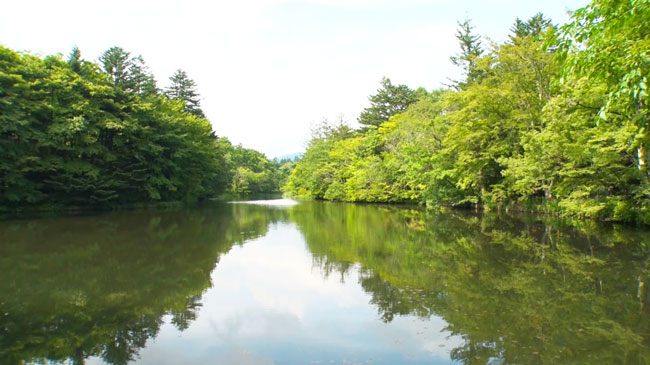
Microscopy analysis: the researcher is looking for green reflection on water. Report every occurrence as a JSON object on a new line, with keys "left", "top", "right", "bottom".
{"left": 0, "top": 204, "right": 286, "bottom": 364}
{"left": 1, "top": 201, "right": 650, "bottom": 364}
{"left": 292, "top": 202, "right": 650, "bottom": 364}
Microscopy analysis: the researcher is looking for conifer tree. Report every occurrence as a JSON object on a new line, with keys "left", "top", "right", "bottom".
{"left": 449, "top": 18, "right": 483, "bottom": 89}
{"left": 67, "top": 46, "right": 82, "bottom": 73}
{"left": 100, "top": 46, "right": 131, "bottom": 88}
{"left": 99, "top": 47, "right": 155, "bottom": 95}
{"left": 358, "top": 77, "right": 416, "bottom": 127}
{"left": 510, "top": 12, "right": 553, "bottom": 42}
{"left": 165, "top": 69, "right": 205, "bottom": 118}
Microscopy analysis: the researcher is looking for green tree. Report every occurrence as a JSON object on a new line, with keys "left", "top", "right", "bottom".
{"left": 66, "top": 46, "right": 82, "bottom": 73}
{"left": 381, "top": 90, "right": 456, "bottom": 204}
{"left": 128, "top": 55, "right": 158, "bottom": 96}
{"left": 559, "top": 0, "right": 649, "bottom": 181}
{"left": 503, "top": 77, "right": 639, "bottom": 220}
{"left": 0, "top": 45, "right": 230, "bottom": 209}
{"left": 99, "top": 46, "right": 131, "bottom": 88}
{"left": 449, "top": 17, "right": 483, "bottom": 89}
{"left": 510, "top": 12, "right": 553, "bottom": 41}
{"left": 0, "top": 47, "right": 50, "bottom": 205}
{"left": 165, "top": 69, "right": 205, "bottom": 118}
{"left": 283, "top": 4, "right": 650, "bottom": 224}
{"left": 357, "top": 77, "right": 417, "bottom": 127}
{"left": 557, "top": 0, "right": 650, "bottom": 221}
{"left": 227, "top": 145, "right": 279, "bottom": 194}
{"left": 443, "top": 33, "right": 559, "bottom": 206}
{"left": 99, "top": 46, "right": 155, "bottom": 95}
{"left": 283, "top": 120, "right": 356, "bottom": 199}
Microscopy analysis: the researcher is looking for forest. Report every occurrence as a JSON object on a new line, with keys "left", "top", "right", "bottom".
{"left": 2, "top": 0, "right": 647, "bottom": 224}
{"left": 284, "top": 0, "right": 650, "bottom": 225}
{"left": 0, "top": 45, "right": 289, "bottom": 211}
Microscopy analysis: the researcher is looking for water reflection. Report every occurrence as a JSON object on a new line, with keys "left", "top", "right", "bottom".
{"left": 291, "top": 202, "right": 650, "bottom": 363}
{"left": 133, "top": 224, "right": 459, "bottom": 364}
{"left": 1, "top": 201, "right": 650, "bottom": 364}
{"left": 0, "top": 204, "right": 285, "bottom": 364}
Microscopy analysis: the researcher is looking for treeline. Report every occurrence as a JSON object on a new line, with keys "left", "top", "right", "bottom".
{"left": 0, "top": 45, "right": 283, "bottom": 210}
{"left": 284, "top": 0, "right": 650, "bottom": 224}
{"left": 228, "top": 145, "right": 295, "bottom": 195}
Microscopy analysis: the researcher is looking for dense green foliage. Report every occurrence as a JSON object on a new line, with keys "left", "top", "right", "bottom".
{"left": 225, "top": 142, "right": 293, "bottom": 195}
{"left": 0, "top": 46, "right": 281, "bottom": 210}
{"left": 285, "top": 2, "right": 650, "bottom": 224}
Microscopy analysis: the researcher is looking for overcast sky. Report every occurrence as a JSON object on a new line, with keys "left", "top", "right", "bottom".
{"left": 1, "top": 0, "right": 587, "bottom": 158}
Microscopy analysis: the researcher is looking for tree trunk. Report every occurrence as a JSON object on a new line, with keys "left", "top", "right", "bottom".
{"left": 639, "top": 145, "right": 647, "bottom": 172}
{"left": 545, "top": 179, "right": 553, "bottom": 200}
{"left": 639, "top": 145, "right": 650, "bottom": 188}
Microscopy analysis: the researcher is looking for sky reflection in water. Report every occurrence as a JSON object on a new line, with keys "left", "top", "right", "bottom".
{"left": 3, "top": 200, "right": 650, "bottom": 364}
{"left": 123, "top": 223, "right": 460, "bottom": 364}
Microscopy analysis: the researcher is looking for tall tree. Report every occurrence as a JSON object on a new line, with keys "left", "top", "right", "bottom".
{"left": 510, "top": 12, "right": 553, "bottom": 42}
{"left": 99, "top": 46, "right": 131, "bottom": 88}
{"left": 67, "top": 46, "right": 82, "bottom": 73}
{"left": 128, "top": 55, "right": 157, "bottom": 96}
{"left": 443, "top": 33, "right": 559, "bottom": 206}
{"left": 358, "top": 77, "right": 417, "bottom": 127}
{"left": 165, "top": 69, "right": 205, "bottom": 118}
{"left": 449, "top": 17, "right": 483, "bottom": 89}
{"left": 559, "top": 0, "right": 650, "bottom": 184}
{"left": 99, "top": 47, "right": 155, "bottom": 95}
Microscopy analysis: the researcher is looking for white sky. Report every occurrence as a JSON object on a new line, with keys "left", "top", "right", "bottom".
{"left": 1, "top": 0, "right": 587, "bottom": 158}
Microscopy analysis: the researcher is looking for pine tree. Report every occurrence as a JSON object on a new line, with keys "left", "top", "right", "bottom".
{"left": 510, "top": 12, "right": 553, "bottom": 42}
{"left": 67, "top": 46, "right": 82, "bottom": 74}
{"left": 449, "top": 18, "right": 483, "bottom": 90}
{"left": 128, "top": 55, "right": 157, "bottom": 96}
{"left": 358, "top": 77, "right": 416, "bottom": 127}
{"left": 165, "top": 69, "right": 205, "bottom": 118}
{"left": 99, "top": 47, "right": 155, "bottom": 95}
{"left": 100, "top": 47, "right": 131, "bottom": 88}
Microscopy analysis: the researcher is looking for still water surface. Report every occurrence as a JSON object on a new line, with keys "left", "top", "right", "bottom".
{"left": 2, "top": 200, "right": 650, "bottom": 364}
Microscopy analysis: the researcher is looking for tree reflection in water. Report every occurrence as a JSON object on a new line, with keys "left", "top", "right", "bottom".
{"left": 1, "top": 201, "right": 650, "bottom": 364}
{"left": 291, "top": 202, "right": 650, "bottom": 364}
{"left": 0, "top": 203, "right": 286, "bottom": 365}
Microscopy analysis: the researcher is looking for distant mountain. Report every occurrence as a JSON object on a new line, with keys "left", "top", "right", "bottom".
{"left": 272, "top": 153, "right": 304, "bottom": 163}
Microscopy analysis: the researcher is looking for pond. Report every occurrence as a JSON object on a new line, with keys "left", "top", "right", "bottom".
{"left": 1, "top": 200, "right": 650, "bottom": 364}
